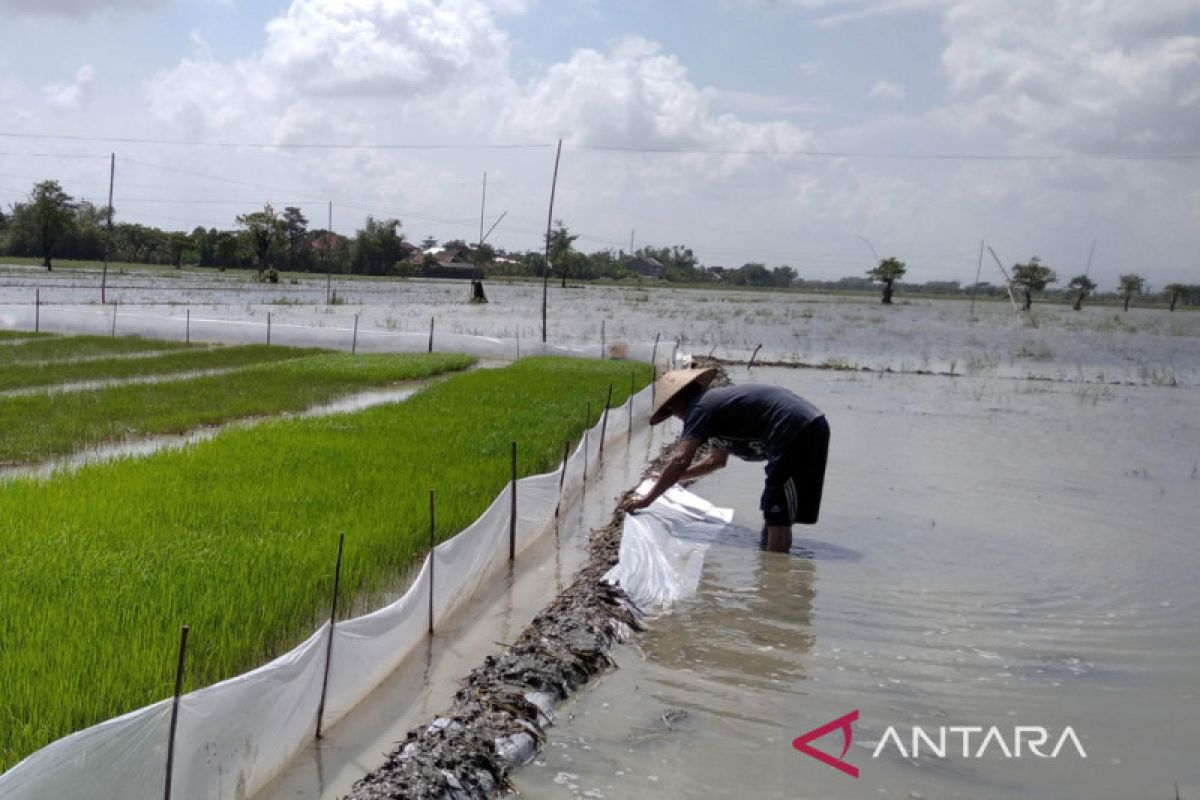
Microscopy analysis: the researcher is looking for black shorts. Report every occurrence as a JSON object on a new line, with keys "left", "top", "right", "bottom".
{"left": 760, "top": 416, "right": 829, "bottom": 526}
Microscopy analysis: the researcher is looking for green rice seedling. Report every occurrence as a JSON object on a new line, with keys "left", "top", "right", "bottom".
{"left": 0, "top": 344, "right": 326, "bottom": 393}
{"left": 0, "top": 352, "right": 476, "bottom": 466}
{"left": 0, "top": 356, "right": 650, "bottom": 769}
{"left": 0, "top": 334, "right": 192, "bottom": 367}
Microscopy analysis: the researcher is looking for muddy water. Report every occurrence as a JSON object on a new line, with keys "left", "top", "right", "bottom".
{"left": 252, "top": 420, "right": 676, "bottom": 800}
{"left": 517, "top": 366, "right": 1200, "bottom": 799}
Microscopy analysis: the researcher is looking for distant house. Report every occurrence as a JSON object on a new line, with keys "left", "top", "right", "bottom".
{"left": 625, "top": 255, "right": 665, "bottom": 279}
{"left": 398, "top": 242, "right": 423, "bottom": 262}
{"left": 423, "top": 243, "right": 482, "bottom": 279}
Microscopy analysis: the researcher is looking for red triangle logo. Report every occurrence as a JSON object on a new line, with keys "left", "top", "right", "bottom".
{"left": 792, "top": 709, "right": 860, "bottom": 778}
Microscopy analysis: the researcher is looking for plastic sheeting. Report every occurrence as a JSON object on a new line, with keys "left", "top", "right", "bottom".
{"left": 603, "top": 480, "right": 734, "bottom": 612}
{"left": 0, "top": 383, "right": 654, "bottom": 800}
{"left": 0, "top": 303, "right": 672, "bottom": 366}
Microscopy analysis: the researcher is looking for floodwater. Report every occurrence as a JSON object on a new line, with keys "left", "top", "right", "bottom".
{"left": 253, "top": 417, "right": 676, "bottom": 800}
{"left": 3, "top": 264, "right": 1199, "bottom": 385}
{"left": 516, "top": 366, "right": 1200, "bottom": 799}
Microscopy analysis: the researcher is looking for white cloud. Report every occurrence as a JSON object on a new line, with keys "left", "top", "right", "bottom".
{"left": 149, "top": 0, "right": 522, "bottom": 142}
{"left": 935, "top": 0, "right": 1200, "bottom": 155}
{"left": 868, "top": 80, "right": 906, "bottom": 99}
{"left": 43, "top": 64, "right": 95, "bottom": 111}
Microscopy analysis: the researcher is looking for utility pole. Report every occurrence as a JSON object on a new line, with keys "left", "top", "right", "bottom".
{"left": 102, "top": 153, "right": 114, "bottom": 304}
{"left": 629, "top": 229, "right": 635, "bottom": 256}
{"left": 541, "top": 138, "right": 562, "bottom": 343}
{"left": 969, "top": 239, "right": 984, "bottom": 316}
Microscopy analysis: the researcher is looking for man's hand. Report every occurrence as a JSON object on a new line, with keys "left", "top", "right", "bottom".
{"left": 619, "top": 494, "right": 653, "bottom": 514}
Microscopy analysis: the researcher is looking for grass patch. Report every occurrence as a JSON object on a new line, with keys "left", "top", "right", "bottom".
{"left": 0, "top": 356, "right": 650, "bottom": 769}
{"left": 0, "top": 343, "right": 324, "bottom": 393}
{"left": 0, "top": 352, "right": 476, "bottom": 466}
{"left": 0, "top": 333, "right": 192, "bottom": 366}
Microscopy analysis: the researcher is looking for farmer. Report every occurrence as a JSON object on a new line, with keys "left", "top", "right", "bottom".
{"left": 619, "top": 368, "right": 829, "bottom": 553}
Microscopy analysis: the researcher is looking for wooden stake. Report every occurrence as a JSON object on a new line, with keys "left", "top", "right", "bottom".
{"left": 164, "top": 625, "right": 189, "bottom": 800}
{"left": 267, "top": 312, "right": 272, "bottom": 345}
{"left": 555, "top": 439, "right": 570, "bottom": 519}
{"left": 352, "top": 313, "right": 359, "bottom": 354}
{"left": 185, "top": 308, "right": 190, "bottom": 344}
{"left": 598, "top": 383, "right": 613, "bottom": 459}
{"left": 748, "top": 344, "right": 762, "bottom": 366}
{"left": 541, "top": 138, "right": 562, "bottom": 343}
{"left": 34, "top": 289, "right": 39, "bottom": 333}
{"left": 428, "top": 316, "right": 434, "bottom": 353}
{"left": 315, "top": 533, "right": 345, "bottom": 740}
{"left": 428, "top": 490, "right": 436, "bottom": 635}
{"left": 509, "top": 441, "right": 518, "bottom": 562}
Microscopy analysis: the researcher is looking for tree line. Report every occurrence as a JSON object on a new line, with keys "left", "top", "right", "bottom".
{"left": 1, "top": 179, "right": 1196, "bottom": 308}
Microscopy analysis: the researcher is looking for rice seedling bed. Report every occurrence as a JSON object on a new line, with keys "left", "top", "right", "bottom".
{"left": 0, "top": 352, "right": 476, "bottom": 466}
{"left": 0, "top": 333, "right": 192, "bottom": 366}
{"left": 0, "top": 343, "right": 325, "bottom": 393}
{"left": 0, "top": 356, "right": 651, "bottom": 769}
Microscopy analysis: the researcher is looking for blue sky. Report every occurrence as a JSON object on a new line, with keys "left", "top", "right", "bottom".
{"left": 1, "top": 0, "right": 1198, "bottom": 287}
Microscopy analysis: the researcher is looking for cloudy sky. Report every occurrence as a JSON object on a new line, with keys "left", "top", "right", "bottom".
{"left": 1, "top": 0, "right": 1198, "bottom": 287}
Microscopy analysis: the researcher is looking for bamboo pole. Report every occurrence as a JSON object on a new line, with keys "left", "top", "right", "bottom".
{"left": 315, "top": 533, "right": 345, "bottom": 740}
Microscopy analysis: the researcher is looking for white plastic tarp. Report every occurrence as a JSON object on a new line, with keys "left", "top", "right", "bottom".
{"left": 603, "top": 481, "right": 734, "bottom": 612}
{"left": 0, "top": 382, "right": 654, "bottom": 800}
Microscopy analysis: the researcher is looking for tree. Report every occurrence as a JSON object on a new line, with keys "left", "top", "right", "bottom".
{"left": 773, "top": 265, "right": 797, "bottom": 288}
{"left": 213, "top": 231, "right": 241, "bottom": 272}
{"left": 866, "top": 257, "right": 906, "bottom": 304}
{"left": 280, "top": 206, "right": 310, "bottom": 271}
{"left": 166, "top": 232, "right": 192, "bottom": 269}
{"left": 1011, "top": 257, "right": 1057, "bottom": 310}
{"left": 547, "top": 222, "right": 579, "bottom": 288}
{"left": 1066, "top": 274, "right": 1097, "bottom": 311}
{"left": 1163, "top": 283, "right": 1189, "bottom": 312}
{"left": 237, "top": 205, "right": 285, "bottom": 281}
{"left": 351, "top": 216, "right": 405, "bottom": 276}
{"left": 1118, "top": 273, "right": 1145, "bottom": 311}
{"left": 28, "top": 180, "right": 76, "bottom": 270}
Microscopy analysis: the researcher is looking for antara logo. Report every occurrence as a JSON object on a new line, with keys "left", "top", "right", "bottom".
{"left": 794, "top": 711, "right": 1087, "bottom": 778}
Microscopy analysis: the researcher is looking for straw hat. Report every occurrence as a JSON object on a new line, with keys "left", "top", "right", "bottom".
{"left": 650, "top": 367, "right": 719, "bottom": 425}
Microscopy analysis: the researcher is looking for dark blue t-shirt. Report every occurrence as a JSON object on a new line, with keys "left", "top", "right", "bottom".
{"left": 681, "top": 384, "right": 822, "bottom": 462}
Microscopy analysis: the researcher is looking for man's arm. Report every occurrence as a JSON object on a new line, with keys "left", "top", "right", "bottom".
{"left": 619, "top": 437, "right": 703, "bottom": 513}
{"left": 680, "top": 446, "right": 728, "bottom": 482}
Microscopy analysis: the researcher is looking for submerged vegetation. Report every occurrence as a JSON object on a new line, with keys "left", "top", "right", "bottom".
{"left": 0, "top": 356, "right": 651, "bottom": 770}
{"left": 0, "top": 332, "right": 190, "bottom": 366}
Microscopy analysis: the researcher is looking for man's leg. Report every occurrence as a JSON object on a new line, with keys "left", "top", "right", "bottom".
{"left": 764, "top": 524, "right": 792, "bottom": 553}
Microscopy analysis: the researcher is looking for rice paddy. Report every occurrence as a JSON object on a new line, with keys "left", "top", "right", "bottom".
{"left": 0, "top": 351, "right": 475, "bottom": 466}
{"left": 0, "top": 333, "right": 191, "bottom": 365}
{"left": 0, "top": 343, "right": 324, "bottom": 393}
{"left": 0, "top": 355, "right": 651, "bottom": 770}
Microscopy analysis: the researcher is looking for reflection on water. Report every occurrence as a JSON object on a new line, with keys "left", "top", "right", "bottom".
{"left": 517, "top": 368, "right": 1200, "bottom": 799}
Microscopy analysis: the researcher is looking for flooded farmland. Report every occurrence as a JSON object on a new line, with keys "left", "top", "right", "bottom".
{"left": 2, "top": 268, "right": 1197, "bottom": 799}
{"left": 516, "top": 366, "right": 1200, "bottom": 799}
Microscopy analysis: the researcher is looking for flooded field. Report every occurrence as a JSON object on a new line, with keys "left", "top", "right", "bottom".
{"left": 4, "top": 267, "right": 1196, "bottom": 798}
{"left": 517, "top": 366, "right": 1200, "bottom": 799}
{"left": 2, "top": 265, "right": 1198, "bottom": 385}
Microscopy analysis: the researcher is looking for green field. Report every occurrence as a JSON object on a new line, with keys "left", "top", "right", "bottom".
{"left": 0, "top": 351, "right": 475, "bottom": 466}
{"left": 0, "top": 343, "right": 325, "bottom": 393}
{"left": 0, "top": 333, "right": 191, "bottom": 365}
{"left": 0, "top": 356, "right": 650, "bottom": 769}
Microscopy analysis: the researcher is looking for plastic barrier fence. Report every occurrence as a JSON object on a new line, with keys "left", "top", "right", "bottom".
{"left": 0, "top": 384, "right": 655, "bottom": 800}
